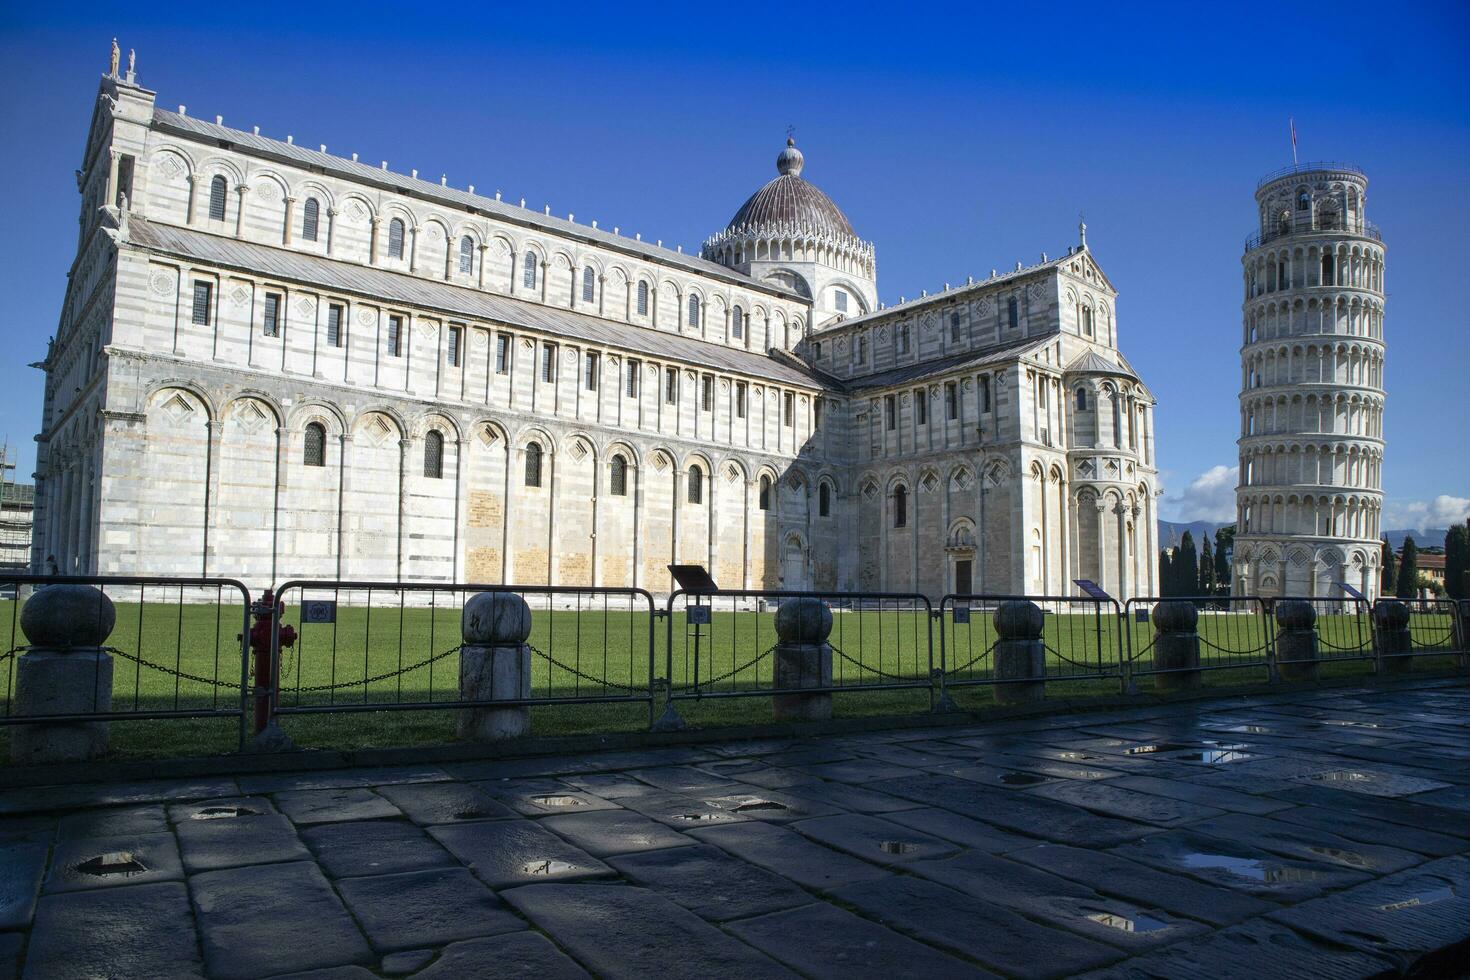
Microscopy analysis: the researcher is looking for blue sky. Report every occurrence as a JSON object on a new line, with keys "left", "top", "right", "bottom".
{"left": 2, "top": 2, "right": 1467, "bottom": 530}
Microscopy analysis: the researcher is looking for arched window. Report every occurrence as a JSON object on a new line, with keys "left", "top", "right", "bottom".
{"left": 637, "top": 281, "right": 650, "bottom": 316}
{"left": 610, "top": 454, "right": 628, "bottom": 496}
{"left": 1321, "top": 252, "right": 1334, "bottom": 285}
{"left": 1111, "top": 391, "right": 1123, "bottom": 448}
{"left": 303, "top": 422, "right": 326, "bottom": 467}
{"left": 387, "top": 218, "right": 405, "bottom": 259}
{"left": 423, "top": 430, "right": 444, "bottom": 479}
{"left": 1297, "top": 191, "right": 1311, "bottom": 211}
{"left": 208, "top": 175, "right": 227, "bottom": 221}
{"left": 758, "top": 475, "right": 772, "bottom": 511}
{"left": 524, "top": 441, "right": 543, "bottom": 487}
{"left": 1081, "top": 306, "right": 1094, "bottom": 336}
{"left": 582, "top": 267, "right": 595, "bottom": 303}
{"left": 1007, "top": 297, "right": 1019, "bottom": 330}
{"left": 894, "top": 486, "right": 908, "bottom": 528}
{"left": 302, "top": 197, "right": 320, "bottom": 241}
{"left": 522, "top": 252, "right": 538, "bottom": 289}
{"left": 1075, "top": 387, "right": 1088, "bottom": 411}
{"left": 950, "top": 313, "right": 961, "bottom": 343}
{"left": 819, "top": 481, "right": 831, "bottom": 517}
{"left": 459, "top": 236, "right": 474, "bottom": 274}
{"left": 688, "top": 294, "right": 701, "bottom": 328}
{"left": 687, "top": 466, "right": 703, "bottom": 504}
{"left": 897, "top": 324, "right": 910, "bottom": 354}
{"left": 732, "top": 306, "right": 744, "bottom": 339}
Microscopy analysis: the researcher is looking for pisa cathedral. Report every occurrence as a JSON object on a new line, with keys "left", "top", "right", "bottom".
{"left": 1233, "top": 165, "right": 1386, "bottom": 600}
{"left": 33, "top": 62, "right": 1160, "bottom": 600}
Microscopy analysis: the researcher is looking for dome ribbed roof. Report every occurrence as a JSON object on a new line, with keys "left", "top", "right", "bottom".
{"left": 722, "top": 139, "right": 857, "bottom": 241}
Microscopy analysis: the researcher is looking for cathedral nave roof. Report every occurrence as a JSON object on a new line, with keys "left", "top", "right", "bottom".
{"left": 844, "top": 335, "right": 1049, "bottom": 391}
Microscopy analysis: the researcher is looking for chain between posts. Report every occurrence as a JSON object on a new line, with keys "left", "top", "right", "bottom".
{"left": 830, "top": 643, "right": 923, "bottom": 682}
{"left": 672, "top": 644, "right": 777, "bottom": 693}
{"left": 287, "top": 643, "right": 464, "bottom": 693}
{"left": 528, "top": 643, "right": 648, "bottom": 694}
{"left": 943, "top": 640, "right": 997, "bottom": 676}
{"left": 104, "top": 646, "right": 241, "bottom": 689}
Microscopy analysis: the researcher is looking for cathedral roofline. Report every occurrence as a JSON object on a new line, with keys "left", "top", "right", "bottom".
{"left": 148, "top": 109, "right": 808, "bottom": 304}
{"left": 844, "top": 335, "right": 1049, "bottom": 391}
{"left": 121, "top": 216, "right": 827, "bottom": 389}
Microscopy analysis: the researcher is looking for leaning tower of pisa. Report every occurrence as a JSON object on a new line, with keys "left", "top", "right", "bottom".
{"left": 1234, "top": 164, "right": 1386, "bottom": 599}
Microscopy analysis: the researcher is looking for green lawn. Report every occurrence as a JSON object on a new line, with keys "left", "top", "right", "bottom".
{"left": 1, "top": 597, "right": 1461, "bottom": 762}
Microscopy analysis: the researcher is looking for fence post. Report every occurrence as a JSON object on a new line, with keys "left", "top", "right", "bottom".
{"left": 1456, "top": 600, "right": 1470, "bottom": 671}
{"left": 772, "top": 598, "right": 833, "bottom": 720}
{"left": 11, "top": 585, "right": 116, "bottom": 764}
{"left": 458, "top": 591, "right": 532, "bottom": 740}
{"left": 993, "top": 600, "right": 1045, "bottom": 704}
{"left": 1373, "top": 600, "right": 1413, "bottom": 676}
{"left": 1274, "top": 600, "right": 1319, "bottom": 681}
{"left": 1152, "top": 601, "right": 1202, "bottom": 691}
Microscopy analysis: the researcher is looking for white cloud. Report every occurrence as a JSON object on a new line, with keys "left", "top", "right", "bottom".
{"left": 1383, "top": 495, "right": 1470, "bottom": 533}
{"left": 1161, "top": 464, "right": 1237, "bottom": 523}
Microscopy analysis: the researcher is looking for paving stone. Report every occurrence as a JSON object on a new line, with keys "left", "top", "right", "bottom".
{"left": 0, "top": 840, "right": 47, "bottom": 930}
{"left": 608, "top": 843, "right": 810, "bottom": 922}
{"left": 0, "top": 932, "right": 19, "bottom": 980}
{"left": 1109, "top": 829, "right": 1371, "bottom": 901}
{"left": 876, "top": 806, "right": 1038, "bottom": 853}
{"left": 1410, "top": 783, "right": 1470, "bottom": 812}
{"left": 783, "top": 780, "right": 920, "bottom": 813}
{"left": 790, "top": 813, "right": 959, "bottom": 864}
{"left": 503, "top": 883, "right": 796, "bottom": 979}
{"left": 0, "top": 816, "right": 53, "bottom": 842}
{"left": 726, "top": 900, "right": 995, "bottom": 978}
{"left": 800, "top": 759, "right": 912, "bottom": 783}
{"left": 688, "top": 820, "right": 890, "bottom": 890}
{"left": 191, "top": 860, "right": 371, "bottom": 980}
{"left": 868, "top": 774, "right": 1153, "bottom": 846}
{"left": 1026, "top": 780, "right": 1225, "bottom": 826}
{"left": 1006, "top": 843, "right": 1274, "bottom": 926}
{"left": 928, "top": 762, "right": 1065, "bottom": 789}
{"left": 1267, "top": 854, "right": 1470, "bottom": 973}
{"left": 337, "top": 867, "right": 523, "bottom": 952}
{"left": 300, "top": 820, "right": 455, "bottom": 878}
{"left": 696, "top": 787, "right": 843, "bottom": 823}
{"left": 1266, "top": 783, "right": 1470, "bottom": 838}
{"left": 373, "top": 781, "right": 515, "bottom": 824}
{"left": 381, "top": 950, "right": 434, "bottom": 975}
{"left": 55, "top": 804, "right": 167, "bottom": 841}
{"left": 471, "top": 778, "right": 621, "bottom": 815}
{"left": 559, "top": 772, "right": 666, "bottom": 799}
{"left": 274, "top": 788, "right": 403, "bottom": 825}
{"left": 1105, "top": 775, "right": 1291, "bottom": 815}
{"left": 23, "top": 881, "right": 203, "bottom": 979}
{"left": 42, "top": 831, "right": 183, "bottom": 894}
{"left": 538, "top": 808, "right": 692, "bottom": 857}
{"left": 1183, "top": 812, "right": 1422, "bottom": 874}
{"left": 832, "top": 873, "right": 1122, "bottom": 978}
{"left": 267, "top": 969, "right": 377, "bottom": 980}
{"left": 428, "top": 818, "right": 613, "bottom": 888}
{"left": 176, "top": 813, "right": 309, "bottom": 872}
{"left": 0, "top": 777, "right": 239, "bottom": 816}
{"left": 236, "top": 766, "right": 450, "bottom": 795}
{"left": 1263, "top": 802, "right": 1467, "bottom": 857}
{"left": 409, "top": 932, "right": 591, "bottom": 980}
{"left": 983, "top": 755, "right": 1126, "bottom": 781}
{"left": 614, "top": 789, "right": 750, "bottom": 828}
{"left": 730, "top": 767, "right": 823, "bottom": 790}
{"left": 1293, "top": 767, "right": 1453, "bottom": 798}
{"left": 167, "top": 796, "right": 278, "bottom": 823}
{"left": 905, "top": 850, "right": 1208, "bottom": 951}
{"left": 1074, "top": 916, "right": 1397, "bottom": 979}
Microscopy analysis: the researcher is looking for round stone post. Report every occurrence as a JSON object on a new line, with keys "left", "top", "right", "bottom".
{"left": 1274, "top": 600, "right": 1319, "bottom": 681}
{"left": 993, "top": 600, "right": 1046, "bottom": 704}
{"left": 1152, "top": 601, "right": 1202, "bottom": 691}
{"left": 457, "top": 591, "right": 533, "bottom": 740}
{"left": 772, "top": 598, "right": 833, "bottom": 721}
{"left": 11, "top": 585, "right": 117, "bottom": 764}
{"left": 1373, "top": 600, "right": 1413, "bottom": 675}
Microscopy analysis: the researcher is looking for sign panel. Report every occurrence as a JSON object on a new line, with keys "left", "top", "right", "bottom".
{"left": 300, "top": 599, "right": 337, "bottom": 624}
{"left": 1335, "top": 582, "right": 1367, "bottom": 601}
{"left": 687, "top": 604, "right": 712, "bottom": 626}
{"left": 1073, "top": 579, "right": 1112, "bottom": 602}
{"left": 1135, "top": 608, "right": 1150, "bottom": 623}
{"left": 952, "top": 605, "right": 972, "bottom": 625}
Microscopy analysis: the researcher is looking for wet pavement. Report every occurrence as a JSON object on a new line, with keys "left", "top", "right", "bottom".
{"left": 2, "top": 681, "right": 1470, "bottom": 978}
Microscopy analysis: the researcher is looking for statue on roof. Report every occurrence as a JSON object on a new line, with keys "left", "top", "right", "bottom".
{"left": 127, "top": 48, "right": 135, "bottom": 79}
{"left": 109, "top": 38, "right": 119, "bottom": 77}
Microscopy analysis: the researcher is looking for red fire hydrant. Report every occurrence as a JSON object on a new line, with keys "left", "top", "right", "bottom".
{"left": 248, "top": 589, "right": 296, "bottom": 735}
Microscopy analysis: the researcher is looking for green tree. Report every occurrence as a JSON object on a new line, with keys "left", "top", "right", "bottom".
{"left": 1159, "top": 549, "right": 1174, "bottom": 597}
{"left": 1396, "top": 536, "right": 1419, "bottom": 598}
{"left": 1177, "top": 531, "right": 1199, "bottom": 598}
{"left": 1381, "top": 536, "right": 1397, "bottom": 594}
{"left": 1445, "top": 523, "right": 1469, "bottom": 601}
{"left": 1199, "top": 534, "right": 1216, "bottom": 595}
{"left": 1214, "top": 525, "right": 1233, "bottom": 593}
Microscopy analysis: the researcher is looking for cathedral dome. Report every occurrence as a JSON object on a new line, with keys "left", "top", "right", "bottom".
{"left": 721, "top": 139, "right": 857, "bottom": 241}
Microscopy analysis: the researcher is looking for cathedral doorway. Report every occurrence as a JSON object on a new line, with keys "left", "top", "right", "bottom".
{"left": 782, "top": 534, "right": 808, "bottom": 592}
{"left": 954, "top": 559, "right": 973, "bottom": 596}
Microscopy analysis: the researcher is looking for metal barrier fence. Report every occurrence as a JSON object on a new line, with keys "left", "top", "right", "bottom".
{"left": 938, "top": 595, "right": 1124, "bottom": 695}
{"left": 1, "top": 574, "right": 252, "bottom": 747}
{"left": 270, "top": 581, "right": 659, "bottom": 728}
{"left": 1380, "top": 598, "right": 1468, "bottom": 661}
{"left": 1277, "top": 596, "right": 1375, "bottom": 667}
{"left": 663, "top": 590, "right": 934, "bottom": 713}
{"left": 1122, "top": 596, "right": 1275, "bottom": 684}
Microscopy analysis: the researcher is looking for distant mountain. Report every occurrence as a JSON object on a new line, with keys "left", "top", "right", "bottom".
{"left": 1382, "top": 528, "right": 1450, "bottom": 551}
{"left": 1158, "top": 520, "right": 1223, "bottom": 549}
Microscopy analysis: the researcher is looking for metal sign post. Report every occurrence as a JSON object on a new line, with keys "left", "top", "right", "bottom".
{"left": 668, "top": 565, "right": 718, "bottom": 696}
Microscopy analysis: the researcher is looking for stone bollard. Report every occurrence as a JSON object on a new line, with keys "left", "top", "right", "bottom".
{"left": 457, "top": 591, "right": 533, "bottom": 740}
{"left": 1274, "top": 600, "right": 1319, "bottom": 681}
{"left": 772, "top": 598, "right": 833, "bottom": 721}
{"left": 1373, "top": 600, "right": 1413, "bottom": 675}
{"left": 11, "top": 585, "right": 117, "bottom": 764}
{"left": 992, "top": 600, "right": 1046, "bottom": 704}
{"left": 1152, "top": 601, "right": 1202, "bottom": 691}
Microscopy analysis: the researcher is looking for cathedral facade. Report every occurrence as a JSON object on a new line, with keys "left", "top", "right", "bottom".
{"left": 33, "top": 66, "right": 1160, "bottom": 601}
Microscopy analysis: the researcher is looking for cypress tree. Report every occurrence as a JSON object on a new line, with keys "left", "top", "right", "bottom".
{"left": 1214, "top": 526, "right": 1233, "bottom": 592}
{"left": 1445, "top": 523, "right": 1469, "bottom": 601}
{"left": 1396, "top": 536, "right": 1419, "bottom": 599}
{"left": 1177, "top": 531, "right": 1200, "bottom": 598}
{"left": 1159, "top": 549, "right": 1174, "bottom": 597}
{"left": 1381, "top": 536, "right": 1397, "bottom": 594}
{"left": 1200, "top": 534, "right": 1216, "bottom": 595}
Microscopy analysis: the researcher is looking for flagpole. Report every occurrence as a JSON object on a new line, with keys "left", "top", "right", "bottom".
{"left": 1290, "top": 117, "right": 1298, "bottom": 166}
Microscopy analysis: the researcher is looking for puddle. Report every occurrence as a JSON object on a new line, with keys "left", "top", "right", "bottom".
{"left": 1308, "top": 771, "right": 1375, "bottom": 783}
{"left": 1086, "top": 911, "right": 1169, "bottom": 933}
{"left": 1170, "top": 750, "right": 1254, "bottom": 765}
{"left": 1058, "top": 752, "right": 1104, "bottom": 761}
{"left": 1179, "top": 852, "right": 1319, "bottom": 883}
{"left": 451, "top": 807, "right": 499, "bottom": 820}
{"left": 529, "top": 795, "right": 589, "bottom": 808}
{"left": 1378, "top": 886, "right": 1455, "bottom": 911}
{"left": 878, "top": 841, "right": 918, "bottom": 855}
{"left": 67, "top": 851, "right": 148, "bottom": 881}
{"left": 999, "top": 772, "right": 1049, "bottom": 786}
{"left": 1224, "top": 725, "right": 1272, "bottom": 734}
{"left": 190, "top": 806, "right": 260, "bottom": 820}
{"left": 522, "top": 859, "right": 580, "bottom": 876}
{"left": 1124, "top": 742, "right": 1196, "bottom": 755}
{"left": 1309, "top": 846, "right": 1372, "bottom": 868}
{"left": 672, "top": 812, "right": 734, "bottom": 823}
{"left": 1322, "top": 720, "right": 1384, "bottom": 728}
{"left": 730, "top": 799, "right": 789, "bottom": 813}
